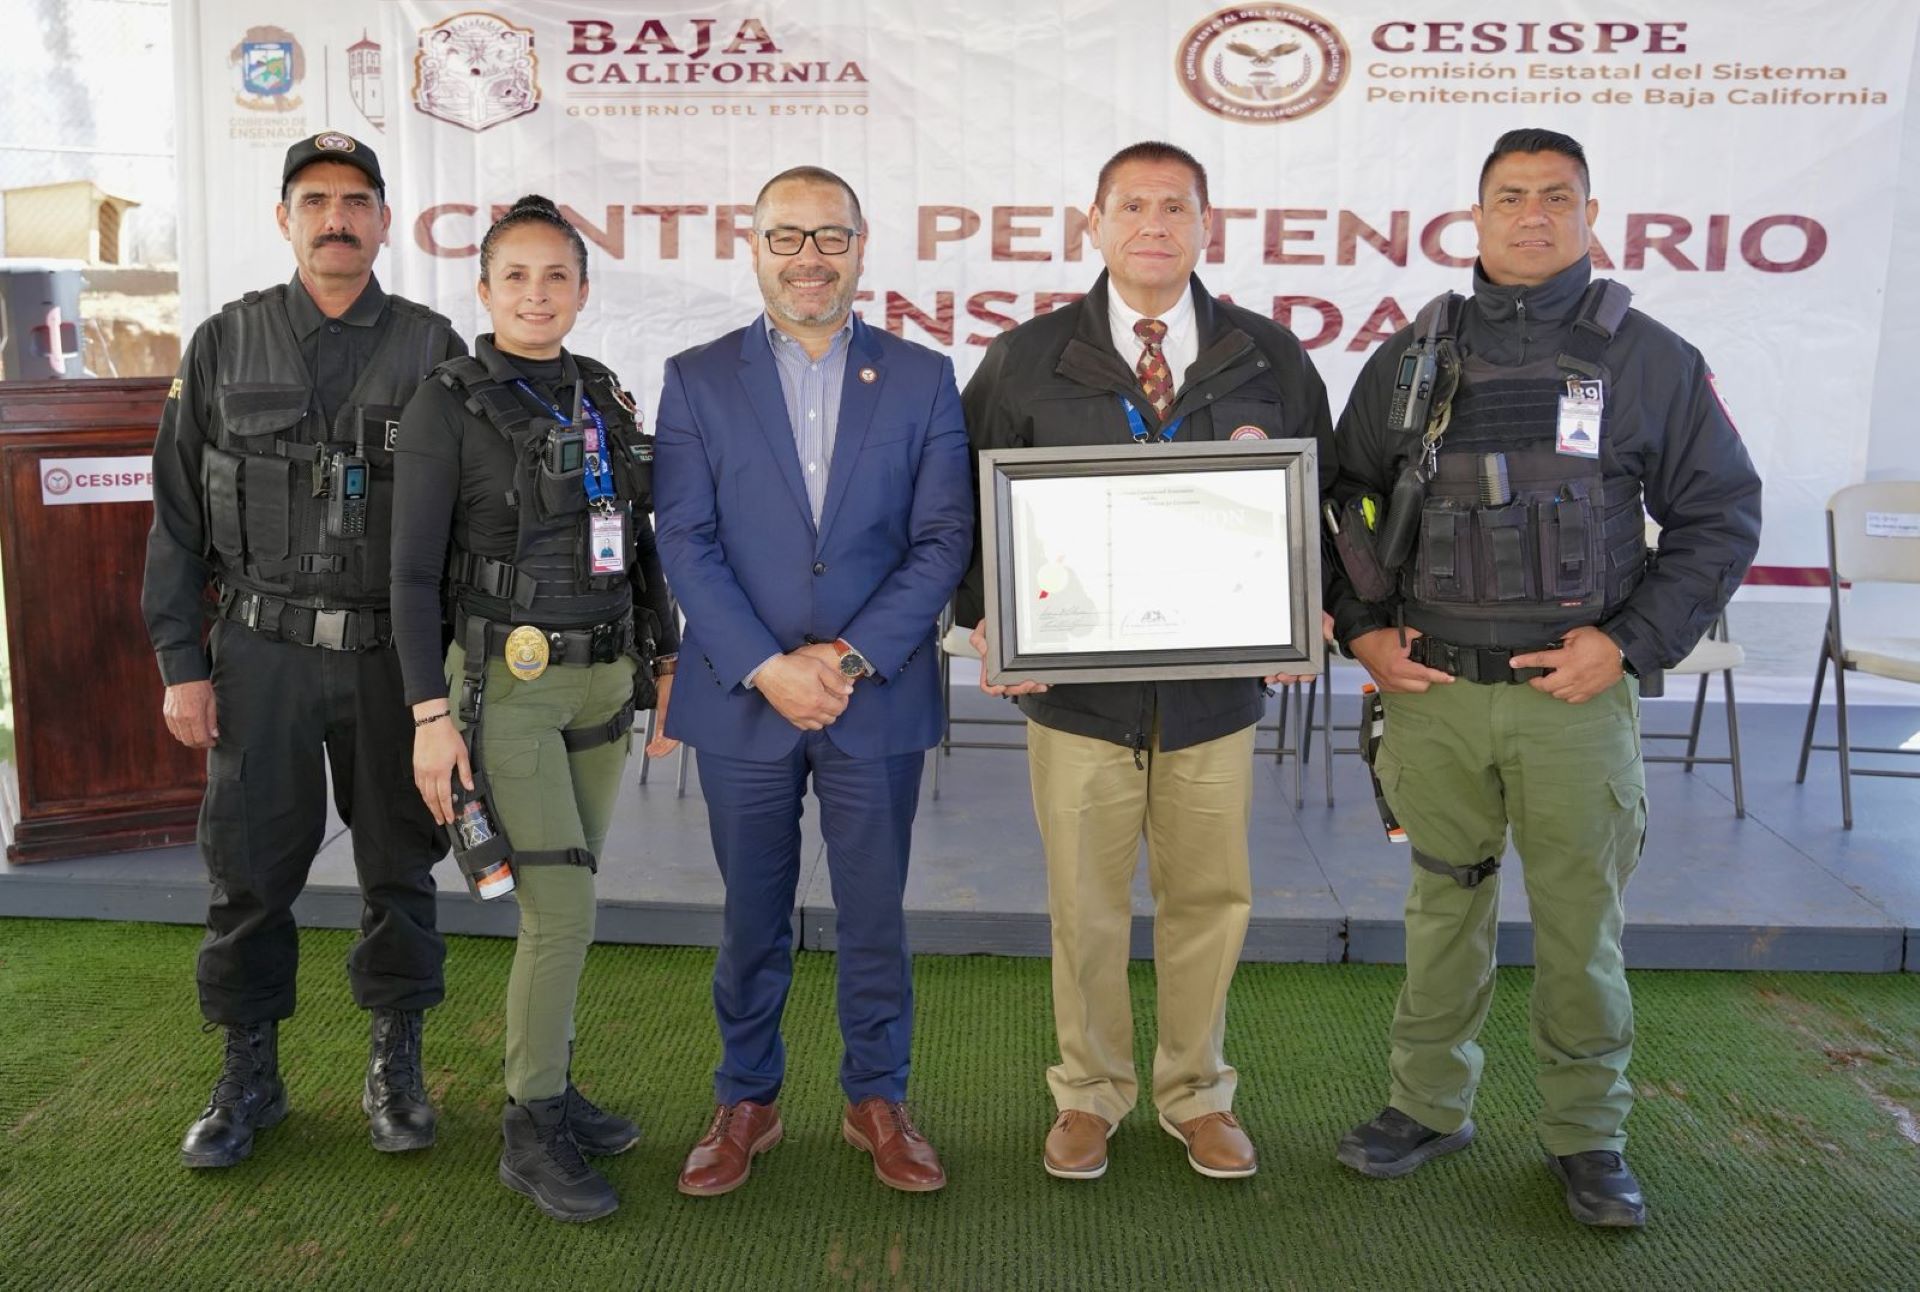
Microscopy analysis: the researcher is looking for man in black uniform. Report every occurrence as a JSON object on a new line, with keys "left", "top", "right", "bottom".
{"left": 1327, "top": 128, "right": 1761, "bottom": 1226}
{"left": 957, "top": 141, "right": 1332, "bottom": 1182}
{"left": 143, "top": 132, "right": 466, "bottom": 1168}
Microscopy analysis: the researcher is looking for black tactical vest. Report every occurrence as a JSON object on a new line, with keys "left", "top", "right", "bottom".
{"left": 1402, "top": 281, "right": 1648, "bottom": 648}
{"left": 203, "top": 285, "right": 456, "bottom": 608}
{"left": 434, "top": 352, "right": 651, "bottom": 629}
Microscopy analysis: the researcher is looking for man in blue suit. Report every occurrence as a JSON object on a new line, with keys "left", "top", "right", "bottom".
{"left": 654, "top": 165, "right": 972, "bottom": 1196}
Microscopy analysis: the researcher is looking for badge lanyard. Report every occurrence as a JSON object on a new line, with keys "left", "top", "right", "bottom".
{"left": 1120, "top": 396, "right": 1183, "bottom": 444}
{"left": 515, "top": 380, "right": 616, "bottom": 510}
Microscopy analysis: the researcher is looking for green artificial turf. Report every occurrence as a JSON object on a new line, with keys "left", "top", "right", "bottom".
{"left": 1, "top": 918, "right": 1916, "bottom": 1290}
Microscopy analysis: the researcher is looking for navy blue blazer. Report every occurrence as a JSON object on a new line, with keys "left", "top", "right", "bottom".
{"left": 654, "top": 315, "right": 973, "bottom": 761}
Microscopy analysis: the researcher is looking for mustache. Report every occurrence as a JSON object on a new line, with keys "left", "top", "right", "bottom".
{"left": 313, "top": 232, "right": 362, "bottom": 249}
{"left": 780, "top": 266, "right": 839, "bottom": 287}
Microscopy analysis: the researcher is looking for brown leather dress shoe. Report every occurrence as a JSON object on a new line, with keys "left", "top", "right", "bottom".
{"left": 1043, "top": 1109, "right": 1115, "bottom": 1180}
{"left": 1158, "top": 1110, "right": 1257, "bottom": 1179}
{"left": 677, "top": 1100, "right": 783, "bottom": 1197}
{"left": 842, "top": 1097, "right": 947, "bottom": 1193}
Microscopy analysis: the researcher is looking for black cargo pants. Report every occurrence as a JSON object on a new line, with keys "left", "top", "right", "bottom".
{"left": 196, "top": 617, "right": 446, "bottom": 1024}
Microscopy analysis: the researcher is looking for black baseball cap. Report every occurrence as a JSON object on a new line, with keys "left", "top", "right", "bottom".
{"left": 282, "top": 131, "right": 385, "bottom": 195}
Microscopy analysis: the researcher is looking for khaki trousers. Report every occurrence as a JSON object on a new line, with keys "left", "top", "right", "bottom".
{"left": 1027, "top": 719, "right": 1256, "bottom": 1124}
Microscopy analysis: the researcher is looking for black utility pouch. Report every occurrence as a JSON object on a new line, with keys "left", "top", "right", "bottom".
{"left": 1414, "top": 499, "right": 1475, "bottom": 603}
{"left": 1537, "top": 482, "right": 1601, "bottom": 602}
{"left": 1331, "top": 495, "right": 1394, "bottom": 602}
{"left": 1475, "top": 502, "right": 1537, "bottom": 602}
{"left": 203, "top": 449, "right": 246, "bottom": 558}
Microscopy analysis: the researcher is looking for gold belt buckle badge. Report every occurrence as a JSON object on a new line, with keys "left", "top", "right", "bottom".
{"left": 503, "top": 624, "right": 550, "bottom": 681}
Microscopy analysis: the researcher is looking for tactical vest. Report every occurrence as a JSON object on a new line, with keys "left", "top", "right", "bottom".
{"left": 203, "top": 284, "right": 456, "bottom": 608}
{"left": 1402, "top": 280, "right": 1648, "bottom": 648}
{"left": 433, "top": 352, "right": 652, "bottom": 630}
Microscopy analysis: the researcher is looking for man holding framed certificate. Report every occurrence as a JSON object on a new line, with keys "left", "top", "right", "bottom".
{"left": 955, "top": 141, "right": 1333, "bottom": 1182}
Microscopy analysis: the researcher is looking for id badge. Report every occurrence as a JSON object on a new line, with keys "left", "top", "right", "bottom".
{"left": 1556, "top": 379, "right": 1603, "bottom": 458}
{"left": 589, "top": 510, "right": 627, "bottom": 575}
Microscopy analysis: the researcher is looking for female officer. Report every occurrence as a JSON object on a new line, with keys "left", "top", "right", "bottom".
{"left": 391, "top": 195, "right": 678, "bottom": 1223}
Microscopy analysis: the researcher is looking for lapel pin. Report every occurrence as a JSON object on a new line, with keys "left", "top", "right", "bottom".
{"left": 858, "top": 366, "right": 878, "bottom": 384}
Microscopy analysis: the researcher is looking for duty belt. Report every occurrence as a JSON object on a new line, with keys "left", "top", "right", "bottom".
{"left": 456, "top": 610, "right": 634, "bottom": 670}
{"left": 219, "top": 590, "right": 392, "bottom": 651}
{"left": 455, "top": 610, "right": 638, "bottom": 758}
{"left": 1409, "top": 636, "right": 1554, "bottom": 685}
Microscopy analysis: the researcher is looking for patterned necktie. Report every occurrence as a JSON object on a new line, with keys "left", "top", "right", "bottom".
{"left": 1133, "top": 317, "right": 1173, "bottom": 420}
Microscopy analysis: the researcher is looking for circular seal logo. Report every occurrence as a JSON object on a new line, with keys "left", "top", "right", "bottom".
{"left": 1176, "top": 6, "right": 1350, "bottom": 124}
{"left": 314, "top": 132, "right": 356, "bottom": 152}
{"left": 44, "top": 468, "right": 72, "bottom": 495}
{"left": 1229, "top": 425, "right": 1268, "bottom": 440}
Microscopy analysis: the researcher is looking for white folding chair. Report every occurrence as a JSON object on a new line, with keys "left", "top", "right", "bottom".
{"left": 933, "top": 608, "right": 1024, "bottom": 800}
{"left": 1642, "top": 613, "right": 1747, "bottom": 817}
{"left": 1793, "top": 480, "right": 1920, "bottom": 829}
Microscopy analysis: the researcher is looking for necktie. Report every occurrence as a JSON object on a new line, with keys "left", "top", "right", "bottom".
{"left": 1133, "top": 317, "right": 1173, "bottom": 420}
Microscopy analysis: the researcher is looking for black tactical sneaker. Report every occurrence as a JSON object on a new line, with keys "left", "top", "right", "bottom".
{"left": 1548, "top": 1150, "right": 1648, "bottom": 1228}
{"left": 565, "top": 1082, "right": 640, "bottom": 1156}
{"left": 1335, "top": 1106, "right": 1476, "bottom": 1179}
{"left": 499, "top": 1095, "right": 619, "bottom": 1223}
{"left": 179, "top": 1021, "right": 289, "bottom": 1169}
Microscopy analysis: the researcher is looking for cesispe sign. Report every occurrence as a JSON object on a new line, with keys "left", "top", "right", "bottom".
{"left": 40, "top": 457, "right": 155, "bottom": 506}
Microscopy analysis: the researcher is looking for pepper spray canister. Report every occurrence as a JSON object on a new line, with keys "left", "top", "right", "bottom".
{"left": 450, "top": 782, "right": 515, "bottom": 901}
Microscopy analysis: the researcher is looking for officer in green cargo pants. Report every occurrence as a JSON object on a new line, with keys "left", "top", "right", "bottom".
{"left": 1376, "top": 678, "right": 1645, "bottom": 1157}
{"left": 1325, "top": 128, "right": 1760, "bottom": 1229}
{"left": 445, "top": 643, "right": 636, "bottom": 1105}
{"left": 392, "top": 197, "right": 682, "bottom": 1224}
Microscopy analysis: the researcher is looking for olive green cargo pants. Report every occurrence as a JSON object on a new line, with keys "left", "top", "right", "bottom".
{"left": 1373, "top": 676, "right": 1647, "bottom": 1155}
{"left": 448, "top": 642, "right": 635, "bottom": 1103}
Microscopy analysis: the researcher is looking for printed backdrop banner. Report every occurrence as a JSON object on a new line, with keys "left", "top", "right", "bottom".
{"left": 174, "top": 1, "right": 1920, "bottom": 574}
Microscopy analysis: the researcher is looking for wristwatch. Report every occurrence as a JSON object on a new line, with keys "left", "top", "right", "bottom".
{"left": 833, "top": 637, "right": 874, "bottom": 679}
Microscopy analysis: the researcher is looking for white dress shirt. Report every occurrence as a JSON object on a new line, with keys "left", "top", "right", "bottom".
{"left": 1106, "top": 282, "right": 1199, "bottom": 397}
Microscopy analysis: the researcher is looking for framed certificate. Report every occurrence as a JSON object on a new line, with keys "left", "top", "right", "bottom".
{"left": 978, "top": 440, "right": 1322, "bottom": 686}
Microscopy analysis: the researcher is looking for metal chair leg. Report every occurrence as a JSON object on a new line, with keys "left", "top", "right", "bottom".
{"left": 1291, "top": 680, "right": 1305, "bottom": 810}
{"left": 638, "top": 705, "right": 657, "bottom": 784}
{"left": 1683, "top": 672, "right": 1709, "bottom": 770}
{"left": 1723, "top": 663, "right": 1746, "bottom": 819}
{"left": 1795, "top": 636, "right": 1830, "bottom": 784}
{"left": 940, "top": 644, "right": 953, "bottom": 756}
{"left": 1321, "top": 666, "right": 1335, "bottom": 807}
{"left": 1274, "top": 684, "right": 1291, "bottom": 764}
{"left": 1301, "top": 676, "right": 1315, "bottom": 766}
{"left": 675, "top": 745, "right": 690, "bottom": 798}
{"left": 1833, "top": 648, "right": 1853, "bottom": 830}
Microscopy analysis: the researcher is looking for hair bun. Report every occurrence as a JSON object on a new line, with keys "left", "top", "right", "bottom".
{"left": 510, "top": 194, "right": 560, "bottom": 216}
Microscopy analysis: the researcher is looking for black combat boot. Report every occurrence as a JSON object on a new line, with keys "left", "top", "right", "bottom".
{"left": 499, "top": 1095, "right": 619, "bottom": 1223}
{"left": 1548, "top": 1150, "right": 1648, "bottom": 1228}
{"left": 364, "top": 1008, "right": 436, "bottom": 1152}
{"left": 179, "top": 1020, "right": 288, "bottom": 1169}
{"left": 564, "top": 1046, "right": 639, "bottom": 1157}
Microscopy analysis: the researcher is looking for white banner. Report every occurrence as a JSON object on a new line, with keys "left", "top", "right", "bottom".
{"left": 174, "top": 1, "right": 1920, "bottom": 577}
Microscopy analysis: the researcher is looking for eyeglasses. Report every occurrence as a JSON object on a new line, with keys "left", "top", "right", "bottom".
{"left": 761, "top": 225, "right": 859, "bottom": 256}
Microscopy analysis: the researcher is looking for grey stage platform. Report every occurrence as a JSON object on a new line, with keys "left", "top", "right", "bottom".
{"left": 2, "top": 685, "right": 1915, "bottom": 972}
